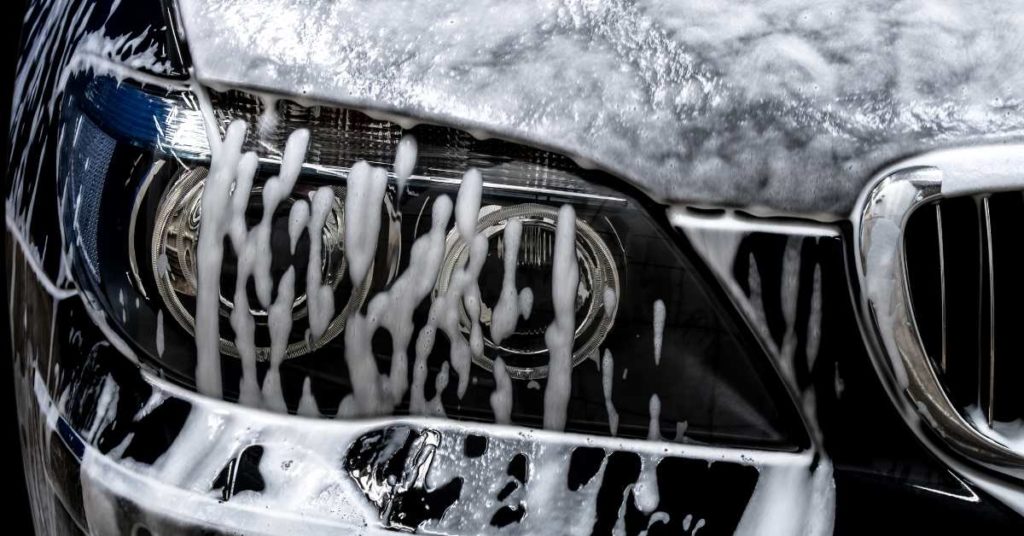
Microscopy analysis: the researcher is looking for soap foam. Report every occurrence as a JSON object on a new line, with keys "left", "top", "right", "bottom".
{"left": 393, "top": 134, "right": 417, "bottom": 197}
{"left": 602, "top": 350, "right": 619, "bottom": 436}
{"left": 490, "top": 218, "right": 523, "bottom": 344}
{"left": 543, "top": 205, "right": 578, "bottom": 431}
{"left": 652, "top": 299, "right": 665, "bottom": 366}
{"left": 306, "top": 187, "right": 336, "bottom": 340}
{"left": 490, "top": 357, "right": 513, "bottom": 425}
{"left": 344, "top": 161, "right": 387, "bottom": 289}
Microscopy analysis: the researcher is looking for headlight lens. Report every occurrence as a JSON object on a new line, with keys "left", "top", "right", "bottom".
{"left": 151, "top": 166, "right": 378, "bottom": 359}
{"left": 59, "top": 73, "right": 806, "bottom": 449}
{"left": 437, "top": 203, "right": 620, "bottom": 380}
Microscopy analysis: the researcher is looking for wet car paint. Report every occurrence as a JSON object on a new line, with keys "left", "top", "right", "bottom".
{"left": 6, "top": 1, "right": 1024, "bottom": 535}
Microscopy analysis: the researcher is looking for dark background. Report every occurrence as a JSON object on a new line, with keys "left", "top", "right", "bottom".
{"left": 4, "top": 0, "right": 36, "bottom": 534}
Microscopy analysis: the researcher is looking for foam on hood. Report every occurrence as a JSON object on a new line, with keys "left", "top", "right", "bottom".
{"left": 176, "top": 0, "right": 1024, "bottom": 217}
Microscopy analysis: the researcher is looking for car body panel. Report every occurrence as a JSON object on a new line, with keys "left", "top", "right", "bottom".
{"left": 7, "top": 1, "right": 1024, "bottom": 535}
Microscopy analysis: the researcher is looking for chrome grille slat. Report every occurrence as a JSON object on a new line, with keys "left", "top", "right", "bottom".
{"left": 906, "top": 192, "right": 1024, "bottom": 425}
{"left": 974, "top": 196, "right": 984, "bottom": 414}
{"left": 982, "top": 196, "right": 995, "bottom": 426}
{"left": 936, "top": 203, "right": 947, "bottom": 373}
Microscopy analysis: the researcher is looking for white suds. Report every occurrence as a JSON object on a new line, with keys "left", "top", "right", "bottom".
{"left": 335, "top": 394, "right": 357, "bottom": 419}
{"left": 393, "top": 134, "right": 417, "bottom": 196}
{"left": 647, "top": 394, "right": 661, "bottom": 441}
{"left": 490, "top": 357, "right": 513, "bottom": 424}
{"left": 297, "top": 377, "right": 319, "bottom": 417}
{"left": 155, "top": 310, "right": 165, "bottom": 357}
{"left": 396, "top": 196, "right": 454, "bottom": 415}
{"left": 652, "top": 299, "right": 666, "bottom": 366}
{"left": 527, "top": 380, "right": 541, "bottom": 390}
{"left": 674, "top": 422, "right": 689, "bottom": 443}
{"left": 228, "top": 129, "right": 308, "bottom": 409}
{"left": 252, "top": 129, "right": 310, "bottom": 308}
{"left": 639, "top": 512, "right": 670, "bottom": 536}
{"left": 455, "top": 168, "right": 482, "bottom": 242}
{"left": 422, "top": 432, "right": 608, "bottom": 535}
{"left": 341, "top": 311, "right": 389, "bottom": 417}
{"left": 341, "top": 174, "right": 464, "bottom": 417}
{"left": 306, "top": 187, "right": 336, "bottom": 340}
{"left": 262, "top": 267, "right": 295, "bottom": 413}
{"left": 733, "top": 461, "right": 835, "bottom": 536}
{"left": 543, "top": 205, "right": 578, "bottom": 431}
{"left": 344, "top": 161, "right": 387, "bottom": 288}
{"left": 425, "top": 361, "right": 450, "bottom": 417}
{"left": 425, "top": 233, "right": 487, "bottom": 399}
{"left": 633, "top": 458, "right": 660, "bottom": 514}
{"left": 490, "top": 218, "right": 523, "bottom": 344}
{"left": 227, "top": 149, "right": 260, "bottom": 408}
{"left": 613, "top": 484, "right": 634, "bottom": 536}
{"left": 518, "top": 287, "right": 534, "bottom": 320}
{"left": 194, "top": 119, "right": 249, "bottom": 398}
{"left": 777, "top": 238, "right": 802, "bottom": 384}
{"left": 414, "top": 172, "right": 487, "bottom": 401}
{"left": 807, "top": 263, "right": 822, "bottom": 372}
{"left": 231, "top": 290, "right": 260, "bottom": 408}
{"left": 287, "top": 199, "right": 309, "bottom": 255}
{"left": 602, "top": 350, "right": 619, "bottom": 436}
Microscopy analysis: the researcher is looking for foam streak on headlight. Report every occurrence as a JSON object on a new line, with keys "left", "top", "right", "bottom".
{"left": 61, "top": 74, "right": 806, "bottom": 448}
{"left": 543, "top": 205, "right": 579, "bottom": 432}
{"left": 195, "top": 122, "right": 582, "bottom": 430}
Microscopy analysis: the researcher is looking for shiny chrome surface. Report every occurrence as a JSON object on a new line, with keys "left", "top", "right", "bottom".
{"left": 935, "top": 203, "right": 946, "bottom": 372}
{"left": 854, "top": 145, "right": 1024, "bottom": 475}
{"left": 982, "top": 196, "right": 996, "bottom": 426}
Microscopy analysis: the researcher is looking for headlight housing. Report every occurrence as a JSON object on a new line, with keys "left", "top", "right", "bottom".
{"left": 59, "top": 72, "right": 807, "bottom": 450}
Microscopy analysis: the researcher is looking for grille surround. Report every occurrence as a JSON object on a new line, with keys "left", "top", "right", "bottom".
{"left": 854, "top": 146, "right": 1024, "bottom": 482}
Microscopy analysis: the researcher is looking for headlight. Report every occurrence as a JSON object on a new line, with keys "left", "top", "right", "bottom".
{"left": 59, "top": 73, "right": 806, "bottom": 449}
{"left": 436, "top": 202, "right": 620, "bottom": 381}
{"left": 150, "top": 163, "right": 384, "bottom": 354}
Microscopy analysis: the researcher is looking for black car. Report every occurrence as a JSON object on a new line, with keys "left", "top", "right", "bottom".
{"left": 6, "top": 0, "right": 1024, "bottom": 534}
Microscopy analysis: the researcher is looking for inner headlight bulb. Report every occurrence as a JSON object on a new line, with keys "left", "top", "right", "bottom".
{"left": 149, "top": 165, "right": 375, "bottom": 360}
{"left": 436, "top": 203, "right": 620, "bottom": 380}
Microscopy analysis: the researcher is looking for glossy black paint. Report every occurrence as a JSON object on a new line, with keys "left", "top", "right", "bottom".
{"left": 6, "top": 1, "right": 1024, "bottom": 535}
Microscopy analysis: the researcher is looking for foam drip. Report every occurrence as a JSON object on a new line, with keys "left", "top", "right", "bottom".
{"left": 543, "top": 205, "right": 578, "bottom": 431}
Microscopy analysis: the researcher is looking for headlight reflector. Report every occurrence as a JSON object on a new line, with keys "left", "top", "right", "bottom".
{"left": 438, "top": 203, "right": 620, "bottom": 380}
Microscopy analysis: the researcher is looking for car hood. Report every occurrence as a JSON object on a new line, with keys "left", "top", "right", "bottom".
{"left": 177, "top": 0, "right": 1024, "bottom": 218}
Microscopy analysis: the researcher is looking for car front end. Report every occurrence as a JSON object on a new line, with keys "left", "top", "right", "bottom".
{"left": 8, "top": 1, "right": 1024, "bottom": 535}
